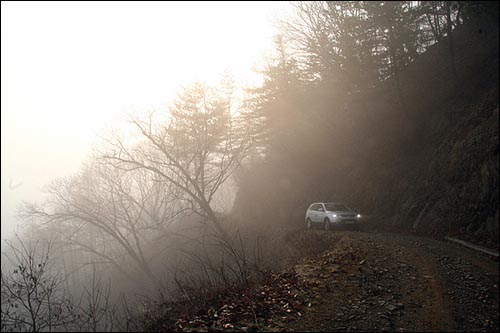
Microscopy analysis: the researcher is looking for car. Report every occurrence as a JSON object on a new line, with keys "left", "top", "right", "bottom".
{"left": 305, "top": 202, "right": 361, "bottom": 230}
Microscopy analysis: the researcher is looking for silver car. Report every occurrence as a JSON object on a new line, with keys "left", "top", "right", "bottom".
{"left": 305, "top": 202, "right": 361, "bottom": 230}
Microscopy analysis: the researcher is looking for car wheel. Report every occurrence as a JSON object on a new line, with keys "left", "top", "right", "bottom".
{"left": 324, "top": 218, "right": 330, "bottom": 231}
{"left": 306, "top": 218, "right": 312, "bottom": 229}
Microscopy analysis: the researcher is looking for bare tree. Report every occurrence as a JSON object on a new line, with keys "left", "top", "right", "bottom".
{"left": 20, "top": 158, "right": 180, "bottom": 284}
{"left": 103, "top": 82, "right": 251, "bottom": 243}
{"left": 1, "top": 235, "right": 73, "bottom": 332}
{"left": 70, "top": 263, "right": 117, "bottom": 332}
{"left": 280, "top": 1, "right": 379, "bottom": 89}
{"left": 21, "top": 81, "right": 250, "bottom": 288}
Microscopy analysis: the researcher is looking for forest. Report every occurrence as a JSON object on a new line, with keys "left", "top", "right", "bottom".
{"left": 1, "top": 1, "right": 498, "bottom": 332}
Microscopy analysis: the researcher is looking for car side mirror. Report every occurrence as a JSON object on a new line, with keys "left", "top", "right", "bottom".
{"left": 318, "top": 208, "right": 324, "bottom": 212}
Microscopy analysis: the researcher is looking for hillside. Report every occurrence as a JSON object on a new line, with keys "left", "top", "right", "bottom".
{"left": 3, "top": 3, "right": 499, "bottom": 333}
{"left": 133, "top": 230, "right": 499, "bottom": 332}
{"left": 232, "top": 17, "right": 499, "bottom": 248}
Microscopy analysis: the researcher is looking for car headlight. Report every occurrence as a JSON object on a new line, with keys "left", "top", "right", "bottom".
{"left": 332, "top": 214, "right": 337, "bottom": 217}
{"left": 357, "top": 214, "right": 361, "bottom": 218}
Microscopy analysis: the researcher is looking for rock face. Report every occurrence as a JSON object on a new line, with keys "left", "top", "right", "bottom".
{"left": 232, "top": 18, "right": 499, "bottom": 248}
{"left": 391, "top": 92, "right": 499, "bottom": 245}
{"left": 374, "top": 18, "right": 499, "bottom": 247}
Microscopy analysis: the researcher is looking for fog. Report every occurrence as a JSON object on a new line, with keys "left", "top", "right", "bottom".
{"left": 2, "top": 2, "right": 498, "bottom": 332}
{"left": 1, "top": 1, "right": 290, "bottom": 241}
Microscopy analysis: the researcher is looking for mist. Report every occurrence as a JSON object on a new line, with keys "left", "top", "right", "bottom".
{"left": 1, "top": 1, "right": 290, "bottom": 242}
{"left": 1, "top": 1, "right": 498, "bottom": 332}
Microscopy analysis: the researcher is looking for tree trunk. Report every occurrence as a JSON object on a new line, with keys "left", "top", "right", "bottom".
{"left": 446, "top": 2, "right": 458, "bottom": 91}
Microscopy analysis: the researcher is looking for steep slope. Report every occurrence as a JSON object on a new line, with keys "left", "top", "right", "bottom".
{"left": 232, "top": 18, "right": 499, "bottom": 247}
{"left": 357, "top": 17, "right": 499, "bottom": 246}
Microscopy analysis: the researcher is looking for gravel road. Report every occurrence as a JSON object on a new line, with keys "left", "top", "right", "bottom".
{"left": 288, "top": 230, "right": 499, "bottom": 332}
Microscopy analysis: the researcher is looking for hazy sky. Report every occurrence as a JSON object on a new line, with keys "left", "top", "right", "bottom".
{"left": 1, "top": 1, "right": 291, "bottom": 239}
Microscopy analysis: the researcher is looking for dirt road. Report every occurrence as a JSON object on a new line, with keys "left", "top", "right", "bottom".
{"left": 287, "top": 230, "right": 499, "bottom": 332}
{"left": 144, "top": 229, "right": 498, "bottom": 332}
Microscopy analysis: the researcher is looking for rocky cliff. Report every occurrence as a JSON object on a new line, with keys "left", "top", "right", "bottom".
{"left": 232, "top": 18, "right": 499, "bottom": 248}
{"left": 363, "top": 18, "right": 499, "bottom": 247}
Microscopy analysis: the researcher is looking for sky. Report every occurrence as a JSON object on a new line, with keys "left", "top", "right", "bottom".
{"left": 1, "top": 1, "right": 292, "bottom": 240}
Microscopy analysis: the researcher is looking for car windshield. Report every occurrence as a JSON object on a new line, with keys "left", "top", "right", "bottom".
{"left": 325, "top": 203, "right": 350, "bottom": 211}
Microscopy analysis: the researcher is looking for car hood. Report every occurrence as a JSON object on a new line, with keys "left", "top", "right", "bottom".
{"left": 327, "top": 210, "right": 356, "bottom": 214}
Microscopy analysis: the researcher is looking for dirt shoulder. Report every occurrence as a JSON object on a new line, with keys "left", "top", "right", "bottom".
{"left": 286, "top": 230, "right": 499, "bottom": 332}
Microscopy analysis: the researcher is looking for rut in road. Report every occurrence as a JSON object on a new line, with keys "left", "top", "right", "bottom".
{"left": 287, "top": 231, "right": 499, "bottom": 332}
